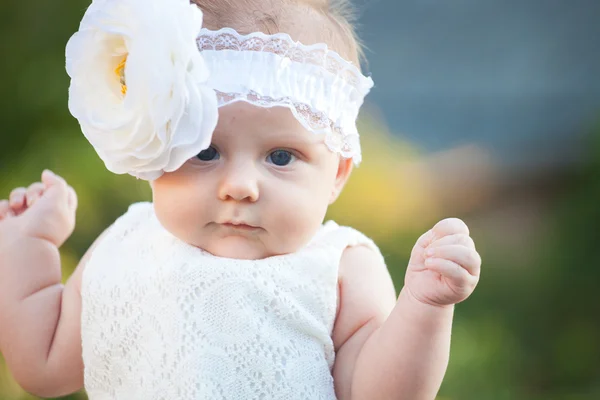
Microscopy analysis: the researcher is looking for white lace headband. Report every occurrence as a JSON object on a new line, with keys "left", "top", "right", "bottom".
{"left": 198, "top": 28, "right": 373, "bottom": 165}
{"left": 66, "top": 0, "right": 373, "bottom": 180}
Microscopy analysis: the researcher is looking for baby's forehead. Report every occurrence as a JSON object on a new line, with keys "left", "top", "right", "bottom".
{"left": 214, "top": 102, "right": 324, "bottom": 145}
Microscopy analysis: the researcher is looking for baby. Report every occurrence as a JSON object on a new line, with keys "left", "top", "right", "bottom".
{"left": 0, "top": 0, "right": 481, "bottom": 399}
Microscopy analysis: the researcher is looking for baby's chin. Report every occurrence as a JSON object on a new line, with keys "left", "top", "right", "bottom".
{"left": 198, "top": 236, "right": 284, "bottom": 261}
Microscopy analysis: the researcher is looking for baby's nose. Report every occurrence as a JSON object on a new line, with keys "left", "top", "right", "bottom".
{"left": 217, "top": 163, "right": 259, "bottom": 202}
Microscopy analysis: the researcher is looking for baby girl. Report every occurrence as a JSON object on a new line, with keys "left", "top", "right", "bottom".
{"left": 0, "top": 0, "right": 481, "bottom": 399}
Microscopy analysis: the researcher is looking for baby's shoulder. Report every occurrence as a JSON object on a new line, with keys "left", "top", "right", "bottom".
{"left": 83, "top": 202, "right": 169, "bottom": 275}
{"left": 315, "top": 221, "right": 382, "bottom": 255}
{"left": 119, "top": 201, "right": 154, "bottom": 222}
{"left": 107, "top": 201, "right": 154, "bottom": 233}
{"left": 89, "top": 202, "right": 157, "bottom": 253}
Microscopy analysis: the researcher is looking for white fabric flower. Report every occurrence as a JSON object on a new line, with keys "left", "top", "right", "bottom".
{"left": 66, "top": 0, "right": 218, "bottom": 180}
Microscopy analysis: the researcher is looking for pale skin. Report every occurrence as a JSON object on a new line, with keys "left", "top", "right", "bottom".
{"left": 0, "top": 106, "right": 481, "bottom": 400}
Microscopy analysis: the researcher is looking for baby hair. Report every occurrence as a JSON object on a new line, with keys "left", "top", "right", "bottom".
{"left": 191, "top": 0, "right": 363, "bottom": 66}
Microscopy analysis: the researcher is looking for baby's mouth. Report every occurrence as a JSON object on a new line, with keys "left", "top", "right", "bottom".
{"left": 220, "top": 222, "right": 261, "bottom": 231}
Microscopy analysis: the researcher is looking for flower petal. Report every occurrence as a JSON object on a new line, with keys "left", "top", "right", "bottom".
{"left": 66, "top": 0, "right": 217, "bottom": 179}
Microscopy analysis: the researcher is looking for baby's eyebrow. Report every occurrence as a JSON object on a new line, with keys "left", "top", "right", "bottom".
{"left": 263, "top": 132, "right": 321, "bottom": 147}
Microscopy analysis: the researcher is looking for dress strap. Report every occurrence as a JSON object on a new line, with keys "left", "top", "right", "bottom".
{"left": 307, "top": 221, "right": 385, "bottom": 264}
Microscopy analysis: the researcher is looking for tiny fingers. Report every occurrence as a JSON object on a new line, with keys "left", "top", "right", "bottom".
{"left": 8, "top": 187, "right": 27, "bottom": 214}
{"left": 410, "top": 229, "right": 436, "bottom": 262}
{"left": 426, "top": 245, "right": 481, "bottom": 276}
{"left": 431, "top": 218, "right": 470, "bottom": 239}
{"left": 424, "top": 257, "right": 479, "bottom": 290}
{"left": 427, "top": 233, "right": 475, "bottom": 250}
{"left": 414, "top": 229, "right": 435, "bottom": 248}
{"left": 41, "top": 169, "right": 65, "bottom": 188}
{"left": 0, "top": 199, "right": 15, "bottom": 219}
{"left": 41, "top": 169, "right": 70, "bottom": 204}
{"left": 9, "top": 187, "right": 26, "bottom": 208}
{"left": 26, "top": 182, "right": 45, "bottom": 207}
{"left": 67, "top": 185, "right": 78, "bottom": 211}
{"left": 424, "top": 257, "right": 467, "bottom": 281}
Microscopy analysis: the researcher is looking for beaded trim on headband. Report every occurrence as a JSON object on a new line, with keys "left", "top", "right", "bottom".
{"left": 197, "top": 28, "right": 374, "bottom": 165}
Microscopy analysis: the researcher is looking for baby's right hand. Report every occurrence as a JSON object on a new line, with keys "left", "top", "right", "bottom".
{"left": 0, "top": 170, "right": 77, "bottom": 247}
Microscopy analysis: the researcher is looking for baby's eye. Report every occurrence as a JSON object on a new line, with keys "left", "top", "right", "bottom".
{"left": 196, "top": 146, "right": 220, "bottom": 161}
{"left": 267, "top": 150, "right": 295, "bottom": 166}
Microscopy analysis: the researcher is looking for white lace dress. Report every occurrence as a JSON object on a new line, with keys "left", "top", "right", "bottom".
{"left": 81, "top": 202, "right": 381, "bottom": 400}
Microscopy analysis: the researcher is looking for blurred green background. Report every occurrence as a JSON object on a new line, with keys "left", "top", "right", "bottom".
{"left": 1, "top": 1, "right": 599, "bottom": 399}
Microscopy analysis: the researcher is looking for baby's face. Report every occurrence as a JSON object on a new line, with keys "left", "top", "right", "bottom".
{"left": 152, "top": 102, "right": 351, "bottom": 260}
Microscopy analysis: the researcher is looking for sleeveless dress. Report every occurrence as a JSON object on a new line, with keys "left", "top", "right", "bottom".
{"left": 81, "top": 202, "right": 382, "bottom": 400}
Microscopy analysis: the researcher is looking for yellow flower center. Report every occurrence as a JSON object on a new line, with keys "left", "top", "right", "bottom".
{"left": 115, "top": 56, "right": 128, "bottom": 95}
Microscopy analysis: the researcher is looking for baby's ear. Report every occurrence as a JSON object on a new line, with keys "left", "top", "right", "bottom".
{"left": 329, "top": 157, "right": 353, "bottom": 204}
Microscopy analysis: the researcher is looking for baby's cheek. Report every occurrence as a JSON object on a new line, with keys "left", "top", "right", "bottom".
{"left": 274, "top": 192, "right": 326, "bottom": 250}
{"left": 153, "top": 201, "right": 179, "bottom": 236}
{"left": 152, "top": 192, "right": 191, "bottom": 239}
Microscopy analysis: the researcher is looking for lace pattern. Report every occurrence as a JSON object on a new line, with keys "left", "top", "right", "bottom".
{"left": 80, "top": 203, "right": 383, "bottom": 399}
{"left": 216, "top": 90, "right": 362, "bottom": 162}
{"left": 197, "top": 28, "right": 373, "bottom": 164}
{"left": 197, "top": 28, "right": 372, "bottom": 91}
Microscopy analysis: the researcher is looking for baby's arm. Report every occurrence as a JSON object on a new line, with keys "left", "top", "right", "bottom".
{"left": 333, "top": 219, "right": 481, "bottom": 400}
{"left": 0, "top": 171, "right": 103, "bottom": 397}
{"left": 332, "top": 246, "right": 452, "bottom": 399}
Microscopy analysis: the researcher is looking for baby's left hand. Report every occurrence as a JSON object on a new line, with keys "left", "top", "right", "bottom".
{"left": 405, "top": 218, "right": 481, "bottom": 307}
